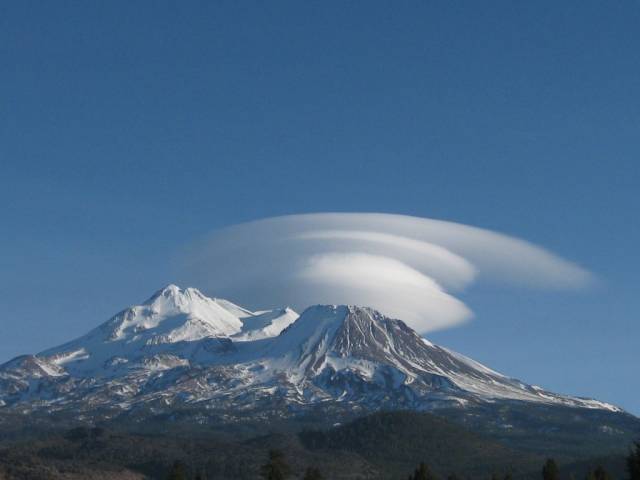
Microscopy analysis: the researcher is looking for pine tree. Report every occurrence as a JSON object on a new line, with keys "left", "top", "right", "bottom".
{"left": 303, "top": 466, "right": 324, "bottom": 480}
{"left": 260, "top": 449, "right": 291, "bottom": 480}
{"left": 167, "top": 461, "right": 188, "bottom": 480}
{"left": 412, "top": 462, "right": 437, "bottom": 480}
{"left": 629, "top": 442, "right": 640, "bottom": 480}
{"left": 593, "top": 465, "right": 610, "bottom": 480}
{"left": 542, "top": 459, "right": 559, "bottom": 480}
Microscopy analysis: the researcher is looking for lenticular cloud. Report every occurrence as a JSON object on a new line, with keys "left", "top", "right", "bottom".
{"left": 176, "top": 213, "right": 593, "bottom": 333}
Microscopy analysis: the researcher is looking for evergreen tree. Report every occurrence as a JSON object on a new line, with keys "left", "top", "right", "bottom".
{"left": 303, "top": 466, "right": 324, "bottom": 480}
{"left": 167, "top": 461, "right": 188, "bottom": 480}
{"left": 260, "top": 449, "right": 291, "bottom": 480}
{"left": 629, "top": 442, "right": 640, "bottom": 480}
{"left": 542, "top": 459, "right": 559, "bottom": 480}
{"left": 412, "top": 462, "right": 437, "bottom": 480}
{"left": 593, "top": 465, "right": 610, "bottom": 480}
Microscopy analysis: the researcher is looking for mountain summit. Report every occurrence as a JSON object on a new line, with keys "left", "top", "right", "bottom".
{"left": 0, "top": 286, "right": 620, "bottom": 418}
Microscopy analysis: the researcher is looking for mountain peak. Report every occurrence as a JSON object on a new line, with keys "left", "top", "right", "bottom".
{"left": 145, "top": 284, "right": 206, "bottom": 307}
{"left": 0, "top": 287, "right": 622, "bottom": 418}
{"left": 148, "top": 283, "right": 183, "bottom": 298}
{"left": 277, "top": 304, "right": 426, "bottom": 375}
{"left": 29, "top": 287, "right": 299, "bottom": 377}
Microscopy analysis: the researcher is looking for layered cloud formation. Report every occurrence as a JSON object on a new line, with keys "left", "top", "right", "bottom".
{"left": 176, "top": 213, "right": 593, "bottom": 333}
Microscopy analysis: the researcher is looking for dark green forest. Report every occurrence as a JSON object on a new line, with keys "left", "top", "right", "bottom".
{"left": 0, "top": 412, "right": 638, "bottom": 480}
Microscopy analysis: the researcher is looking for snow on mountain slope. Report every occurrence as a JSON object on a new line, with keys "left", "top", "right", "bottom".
{"left": 32, "top": 285, "right": 243, "bottom": 376}
{"left": 33, "top": 285, "right": 294, "bottom": 377}
{"left": 247, "top": 305, "right": 620, "bottom": 411}
{"left": 232, "top": 307, "right": 299, "bottom": 341}
{"left": 0, "top": 285, "right": 622, "bottom": 418}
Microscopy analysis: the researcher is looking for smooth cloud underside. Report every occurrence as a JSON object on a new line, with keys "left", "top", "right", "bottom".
{"left": 176, "top": 213, "right": 594, "bottom": 333}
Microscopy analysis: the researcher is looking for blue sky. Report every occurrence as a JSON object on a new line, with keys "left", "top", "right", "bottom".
{"left": 1, "top": 1, "right": 639, "bottom": 413}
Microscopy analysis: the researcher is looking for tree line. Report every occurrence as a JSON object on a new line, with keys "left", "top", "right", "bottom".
{"left": 405, "top": 443, "right": 640, "bottom": 480}
{"left": 164, "top": 441, "right": 640, "bottom": 480}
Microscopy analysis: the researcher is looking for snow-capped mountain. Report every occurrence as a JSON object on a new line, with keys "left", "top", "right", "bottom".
{"left": 0, "top": 285, "right": 620, "bottom": 418}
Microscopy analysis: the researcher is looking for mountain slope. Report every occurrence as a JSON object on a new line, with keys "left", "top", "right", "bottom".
{"left": 242, "top": 304, "right": 619, "bottom": 411}
{"left": 0, "top": 285, "right": 624, "bottom": 421}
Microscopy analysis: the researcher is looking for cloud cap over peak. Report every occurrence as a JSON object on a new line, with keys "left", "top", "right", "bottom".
{"left": 176, "top": 213, "right": 594, "bottom": 333}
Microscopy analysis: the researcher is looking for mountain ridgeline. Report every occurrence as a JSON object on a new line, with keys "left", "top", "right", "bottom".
{"left": 0, "top": 285, "right": 639, "bottom": 472}
{"left": 0, "top": 285, "right": 620, "bottom": 418}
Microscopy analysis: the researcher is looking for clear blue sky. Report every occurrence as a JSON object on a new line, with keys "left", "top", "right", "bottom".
{"left": 1, "top": 1, "right": 639, "bottom": 413}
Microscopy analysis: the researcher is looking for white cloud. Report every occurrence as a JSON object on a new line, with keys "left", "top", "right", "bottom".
{"left": 176, "top": 213, "right": 594, "bottom": 333}
{"left": 296, "top": 252, "right": 471, "bottom": 331}
{"left": 294, "top": 230, "right": 476, "bottom": 290}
